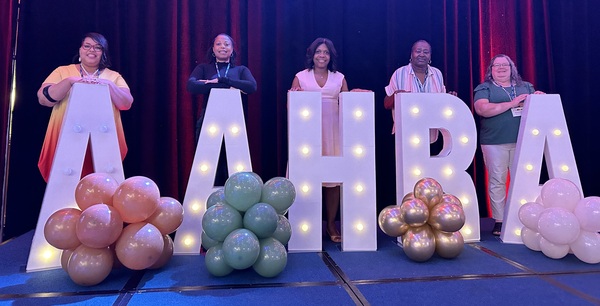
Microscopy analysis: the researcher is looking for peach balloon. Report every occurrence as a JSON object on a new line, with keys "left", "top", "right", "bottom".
{"left": 145, "top": 197, "right": 184, "bottom": 235}
{"left": 112, "top": 176, "right": 160, "bottom": 223}
{"left": 115, "top": 222, "right": 164, "bottom": 270}
{"left": 67, "top": 245, "right": 113, "bottom": 286}
{"left": 149, "top": 235, "right": 174, "bottom": 269}
{"left": 76, "top": 204, "right": 124, "bottom": 248}
{"left": 44, "top": 208, "right": 82, "bottom": 250}
{"left": 75, "top": 173, "right": 120, "bottom": 210}
{"left": 60, "top": 249, "right": 75, "bottom": 271}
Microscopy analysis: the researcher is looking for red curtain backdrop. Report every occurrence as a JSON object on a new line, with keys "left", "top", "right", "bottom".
{"left": 2, "top": 0, "right": 600, "bottom": 238}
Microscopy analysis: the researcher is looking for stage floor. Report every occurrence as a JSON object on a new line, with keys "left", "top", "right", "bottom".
{"left": 1, "top": 219, "right": 599, "bottom": 306}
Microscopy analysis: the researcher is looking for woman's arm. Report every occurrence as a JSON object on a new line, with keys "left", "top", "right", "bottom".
{"left": 96, "top": 79, "right": 133, "bottom": 110}
{"left": 290, "top": 76, "right": 302, "bottom": 91}
{"left": 474, "top": 94, "right": 528, "bottom": 118}
{"left": 187, "top": 64, "right": 213, "bottom": 95}
{"left": 221, "top": 66, "right": 257, "bottom": 94}
{"left": 37, "top": 76, "right": 80, "bottom": 107}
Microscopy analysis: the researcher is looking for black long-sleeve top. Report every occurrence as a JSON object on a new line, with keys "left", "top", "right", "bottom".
{"left": 187, "top": 62, "right": 257, "bottom": 95}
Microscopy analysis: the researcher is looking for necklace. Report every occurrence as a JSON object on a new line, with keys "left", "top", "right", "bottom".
{"left": 215, "top": 62, "right": 230, "bottom": 78}
{"left": 492, "top": 80, "right": 516, "bottom": 100}
{"left": 80, "top": 64, "right": 99, "bottom": 80}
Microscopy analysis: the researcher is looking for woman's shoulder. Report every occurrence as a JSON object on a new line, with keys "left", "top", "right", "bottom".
{"left": 474, "top": 81, "right": 492, "bottom": 91}
{"left": 295, "top": 69, "right": 310, "bottom": 77}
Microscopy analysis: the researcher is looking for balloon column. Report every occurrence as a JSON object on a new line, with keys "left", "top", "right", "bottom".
{"left": 378, "top": 177, "right": 465, "bottom": 262}
{"left": 202, "top": 172, "right": 295, "bottom": 278}
{"left": 44, "top": 173, "right": 184, "bottom": 286}
{"left": 519, "top": 178, "right": 600, "bottom": 264}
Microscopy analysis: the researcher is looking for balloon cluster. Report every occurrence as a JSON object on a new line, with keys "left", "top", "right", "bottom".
{"left": 378, "top": 177, "right": 465, "bottom": 262}
{"left": 519, "top": 178, "right": 600, "bottom": 264}
{"left": 201, "top": 172, "right": 296, "bottom": 278}
{"left": 44, "top": 173, "right": 184, "bottom": 286}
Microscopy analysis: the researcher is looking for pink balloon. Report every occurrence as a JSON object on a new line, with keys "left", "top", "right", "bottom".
{"left": 112, "top": 176, "right": 160, "bottom": 223}
{"left": 44, "top": 208, "right": 82, "bottom": 250}
{"left": 115, "top": 222, "right": 164, "bottom": 270}
{"left": 570, "top": 231, "right": 600, "bottom": 264}
{"left": 148, "top": 235, "right": 174, "bottom": 269}
{"left": 76, "top": 204, "right": 123, "bottom": 248}
{"left": 75, "top": 173, "right": 120, "bottom": 210}
{"left": 518, "top": 202, "right": 545, "bottom": 230}
{"left": 540, "top": 178, "right": 581, "bottom": 211}
{"left": 574, "top": 197, "right": 600, "bottom": 232}
{"left": 145, "top": 197, "right": 184, "bottom": 235}
{"left": 61, "top": 249, "right": 75, "bottom": 271}
{"left": 67, "top": 245, "right": 113, "bottom": 286}
{"left": 537, "top": 207, "right": 580, "bottom": 245}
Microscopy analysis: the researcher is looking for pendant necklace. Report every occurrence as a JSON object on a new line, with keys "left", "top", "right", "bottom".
{"left": 215, "top": 62, "right": 230, "bottom": 78}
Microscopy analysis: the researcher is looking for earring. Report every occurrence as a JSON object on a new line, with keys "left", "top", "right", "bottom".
{"left": 428, "top": 60, "right": 432, "bottom": 64}
{"left": 78, "top": 56, "right": 81, "bottom": 62}
{"left": 212, "top": 52, "right": 215, "bottom": 57}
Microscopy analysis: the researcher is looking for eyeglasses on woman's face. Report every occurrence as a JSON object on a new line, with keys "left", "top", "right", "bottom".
{"left": 81, "top": 44, "right": 103, "bottom": 52}
{"left": 492, "top": 63, "right": 510, "bottom": 68}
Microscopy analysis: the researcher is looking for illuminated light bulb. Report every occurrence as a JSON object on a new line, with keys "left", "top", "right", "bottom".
{"left": 301, "top": 185, "right": 310, "bottom": 193}
{"left": 301, "top": 109, "right": 310, "bottom": 118}
{"left": 191, "top": 203, "right": 201, "bottom": 212}
{"left": 460, "top": 197, "right": 469, "bottom": 206}
{"left": 444, "top": 167, "right": 453, "bottom": 176}
{"left": 354, "top": 110, "right": 363, "bottom": 118}
{"left": 301, "top": 146, "right": 310, "bottom": 155}
{"left": 42, "top": 249, "right": 54, "bottom": 260}
{"left": 354, "top": 146, "right": 364, "bottom": 156}
{"left": 411, "top": 137, "right": 421, "bottom": 145}
{"left": 411, "top": 107, "right": 420, "bottom": 114}
{"left": 460, "top": 136, "right": 469, "bottom": 144}
{"left": 183, "top": 237, "right": 194, "bottom": 246}
{"left": 462, "top": 227, "right": 472, "bottom": 235}
{"left": 561, "top": 165, "right": 569, "bottom": 172}
{"left": 520, "top": 199, "right": 527, "bottom": 205}
{"left": 208, "top": 125, "right": 218, "bottom": 134}
{"left": 230, "top": 126, "right": 239, "bottom": 134}
{"left": 356, "top": 223, "right": 364, "bottom": 231}
{"left": 515, "top": 228, "right": 522, "bottom": 236}
{"left": 199, "top": 164, "right": 209, "bottom": 172}
{"left": 413, "top": 168, "right": 422, "bottom": 176}
{"left": 444, "top": 108, "right": 453, "bottom": 117}
{"left": 532, "top": 129, "right": 540, "bottom": 136}
{"left": 355, "top": 184, "right": 364, "bottom": 193}
{"left": 236, "top": 164, "right": 245, "bottom": 172}
{"left": 553, "top": 129, "right": 562, "bottom": 136}
{"left": 301, "top": 224, "right": 309, "bottom": 232}
{"left": 525, "top": 164, "right": 534, "bottom": 171}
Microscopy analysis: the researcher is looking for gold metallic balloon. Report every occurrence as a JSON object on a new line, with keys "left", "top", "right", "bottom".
{"left": 441, "top": 193, "right": 462, "bottom": 208}
{"left": 433, "top": 229, "right": 464, "bottom": 258}
{"left": 400, "top": 198, "right": 429, "bottom": 227}
{"left": 378, "top": 205, "right": 409, "bottom": 237}
{"left": 428, "top": 203, "right": 465, "bottom": 233}
{"left": 402, "top": 192, "right": 415, "bottom": 203}
{"left": 402, "top": 224, "right": 436, "bottom": 262}
{"left": 413, "top": 178, "right": 444, "bottom": 208}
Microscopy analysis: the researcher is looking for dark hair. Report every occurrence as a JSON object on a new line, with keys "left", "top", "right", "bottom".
{"left": 75, "top": 32, "right": 111, "bottom": 69}
{"left": 484, "top": 54, "right": 523, "bottom": 85}
{"left": 304, "top": 38, "right": 338, "bottom": 72}
{"left": 206, "top": 33, "right": 237, "bottom": 65}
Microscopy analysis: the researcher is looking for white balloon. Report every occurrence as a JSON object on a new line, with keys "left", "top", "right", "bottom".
{"left": 570, "top": 231, "right": 600, "bottom": 264}
{"left": 539, "top": 237, "right": 569, "bottom": 259}
{"left": 540, "top": 178, "right": 581, "bottom": 212}
{"left": 535, "top": 195, "right": 544, "bottom": 206}
{"left": 518, "top": 202, "right": 545, "bottom": 230}
{"left": 520, "top": 227, "right": 542, "bottom": 251}
{"left": 574, "top": 197, "right": 600, "bottom": 232}
{"left": 537, "top": 207, "right": 580, "bottom": 245}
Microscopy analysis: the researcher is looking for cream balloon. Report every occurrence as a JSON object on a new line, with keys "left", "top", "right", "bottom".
{"left": 433, "top": 230, "right": 464, "bottom": 259}
{"left": 413, "top": 177, "right": 443, "bottom": 208}
{"left": 75, "top": 172, "right": 119, "bottom": 210}
{"left": 115, "top": 222, "right": 164, "bottom": 270}
{"left": 76, "top": 204, "right": 123, "bottom": 248}
{"left": 378, "top": 205, "right": 409, "bottom": 237}
{"left": 400, "top": 199, "right": 429, "bottom": 227}
{"left": 112, "top": 176, "right": 160, "bottom": 223}
{"left": 145, "top": 197, "right": 184, "bottom": 235}
{"left": 67, "top": 245, "right": 113, "bottom": 286}
{"left": 402, "top": 225, "right": 436, "bottom": 262}
{"left": 44, "top": 208, "right": 82, "bottom": 250}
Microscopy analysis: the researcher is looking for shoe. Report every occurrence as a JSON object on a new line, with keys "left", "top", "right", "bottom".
{"left": 327, "top": 228, "right": 342, "bottom": 243}
{"left": 492, "top": 222, "right": 502, "bottom": 236}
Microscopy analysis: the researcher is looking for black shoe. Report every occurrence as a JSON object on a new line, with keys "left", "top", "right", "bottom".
{"left": 492, "top": 222, "right": 502, "bottom": 236}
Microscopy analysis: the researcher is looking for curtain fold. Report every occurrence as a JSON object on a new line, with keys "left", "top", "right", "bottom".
{"left": 2, "top": 0, "right": 600, "bottom": 238}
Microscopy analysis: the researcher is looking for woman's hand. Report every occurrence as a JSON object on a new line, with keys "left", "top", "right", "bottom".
{"left": 289, "top": 86, "right": 303, "bottom": 91}
{"left": 512, "top": 93, "right": 528, "bottom": 108}
{"left": 200, "top": 78, "right": 218, "bottom": 84}
{"left": 533, "top": 90, "right": 545, "bottom": 94}
{"left": 350, "top": 88, "right": 371, "bottom": 92}
{"left": 448, "top": 91, "right": 458, "bottom": 96}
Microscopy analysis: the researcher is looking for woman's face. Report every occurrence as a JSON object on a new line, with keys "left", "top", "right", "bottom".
{"left": 491, "top": 56, "right": 511, "bottom": 83}
{"left": 410, "top": 41, "right": 431, "bottom": 68}
{"left": 213, "top": 35, "right": 233, "bottom": 62}
{"left": 79, "top": 37, "right": 103, "bottom": 68}
{"left": 313, "top": 43, "right": 330, "bottom": 70}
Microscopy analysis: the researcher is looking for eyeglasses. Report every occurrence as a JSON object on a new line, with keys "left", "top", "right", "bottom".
{"left": 82, "top": 44, "right": 103, "bottom": 52}
{"left": 492, "top": 63, "right": 510, "bottom": 68}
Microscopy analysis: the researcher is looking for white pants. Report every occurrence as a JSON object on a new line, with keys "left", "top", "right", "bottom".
{"left": 481, "top": 143, "right": 516, "bottom": 222}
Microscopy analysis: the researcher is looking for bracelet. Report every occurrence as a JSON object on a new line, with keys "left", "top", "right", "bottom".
{"left": 43, "top": 85, "right": 58, "bottom": 103}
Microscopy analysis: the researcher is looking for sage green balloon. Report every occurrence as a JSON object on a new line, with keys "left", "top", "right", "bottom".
{"left": 252, "top": 237, "right": 288, "bottom": 277}
{"left": 206, "top": 188, "right": 226, "bottom": 209}
{"left": 260, "top": 177, "right": 296, "bottom": 214}
{"left": 224, "top": 172, "right": 263, "bottom": 212}
{"left": 201, "top": 231, "right": 219, "bottom": 250}
{"left": 243, "top": 203, "right": 278, "bottom": 239}
{"left": 272, "top": 215, "right": 292, "bottom": 245}
{"left": 205, "top": 244, "right": 233, "bottom": 277}
{"left": 222, "top": 228, "right": 260, "bottom": 270}
{"left": 202, "top": 203, "right": 243, "bottom": 242}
